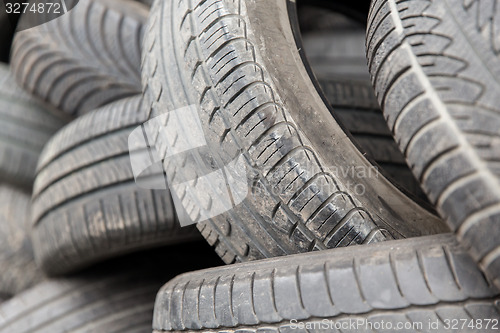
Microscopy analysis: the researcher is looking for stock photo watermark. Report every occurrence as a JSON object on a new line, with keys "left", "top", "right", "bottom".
{"left": 289, "top": 318, "right": 499, "bottom": 331}
{"left": 1, "top": 0, "right": 77, "bottom": 31}
{"left": 128, "top": 104, "right": 380, "bottom": 227}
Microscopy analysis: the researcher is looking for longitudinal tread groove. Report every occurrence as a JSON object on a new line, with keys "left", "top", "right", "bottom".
{"left": 31, "top": 97, "right": 200, "bottom": 275}
{"left": 152, "top": 234, "right": 500, "bottom": 332}
{"left": 0, "top": 247, "right": 223, "bottom": 333}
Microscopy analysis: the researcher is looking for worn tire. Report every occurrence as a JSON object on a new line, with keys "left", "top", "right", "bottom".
{"left": 154, "top": 234, "right": 499, "bottom": 332}
{"left": 142, "top": 0, "right": 447, "bottom": 264}
{"left": 31, "top": 96, "right": 201, "bottom": 276}
{"left": 0, "top": 185, "right": 42, "bottom": 300}
{"left": 10, "top": 0, "right": 148, "bottom": 116}
{"left": 303, "top": 31, "right": 427, "bottom": 201}
{"left": 366, "top": 0, "right": 500, "bottom": 289}
{"left": 0, "top": 63, "right": 67, "bottom": 188}
{"left": 0, "top": 243, "right": 223, "bottom": 333}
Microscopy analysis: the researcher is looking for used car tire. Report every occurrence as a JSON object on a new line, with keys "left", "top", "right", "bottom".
{"left": 141, "top": 0, "right": 447, "bottom": 264}
{"left": 0, "top": 63, "right": 67, "bottom": 189}
{"left": 10, "top": 0, "right": 148, "bottom": 116}
{"left": 0, "top": 243, "right": 223, "bottom": 333}
{"left": 153, "top": 234, "right": 499, "bottom": 332}
{"left": 0, "top": 185, "right": 42, "bottom": 299}
{"left": 31, "top": 96, "right": 201, "bottom": 276}
{"left": 366, "top": 0, "right": 500, "bottom": 289}
{"left": 303, "top": 30, "right": 427, "bottom": 201}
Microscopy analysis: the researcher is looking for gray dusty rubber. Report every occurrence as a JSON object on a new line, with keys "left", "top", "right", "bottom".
{"left": 366, "top": 0, "right": 500, "bottom": 289}
{"left": 0, "top": 64, "right": 67, "bottom": 188}
{"left": 31, "top": 96, "right": 201, "bottom": 276}
{"left": 153, "top": 234, "right": 499, "bottom": 332}
{"left": 0, "top": 185, "right": 43, "bottom": 300}
{"left": 0, "top": 243, "right": 223, "bottom": 333}
{"left": 303, "top": 31, "right": 427, "bottom": 201}
{"left": 142, "top": 0, "right": 447, "bottom": 265}
{"left": 10, "top": 0, "right": 148, "bottom": 116}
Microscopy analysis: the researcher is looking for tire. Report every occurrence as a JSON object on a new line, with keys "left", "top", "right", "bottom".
{"left": 0, "top": 243, "right": 223, "bottom": 333}
{"left": 366, "top": 0, "right": 500, "bottom": 289}
{"left": 153, "top": 234, "right": 499, "bottom": 332}
{"left": 0, "top": 63, "right": 68, "bottom": 189}
{"left": 303, "top": 31, "right": 427, "bottom": 201}
{"left": 10, "top": 0, "right": 148, "bottom": 116}
{"left": 31, "top": 96, "right": 201, "bottom": 276}
{"left": 141, "top": 0, "right": 447, "bottom": 264}
{"left": 0, "top": 185, "right": 42, "bottom": 299}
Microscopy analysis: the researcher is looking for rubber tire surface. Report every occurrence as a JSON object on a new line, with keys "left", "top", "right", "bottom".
{"left": 153, "top": 234, "right": 499, "bottom": 332}
{"left": 303, "top": 31, "right": 427, "bottom": 201}
{"left": 0, "top": 243, "right": 223, "bottom": 333}
{"left": 10, "top": 0, "right": 148, "bottom": 116}
{"left": 0, "top": 63, "right": 67, "bottom": 188}
{"left": 142, "top": 0, "right": 447, "bottom": 264}
{"left": 366, "top": 0, "right": 500, "bottom": 289}
{"left": 31, "top": 96, "right": 201, "bottom": 276}
{"left": 0, "top": 185, "right": 42, "bottom": 299}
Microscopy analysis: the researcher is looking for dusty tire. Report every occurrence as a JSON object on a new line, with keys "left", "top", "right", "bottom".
{"left": 154, "top": 234, "right": 499, "bottom": 332}
{"left": 31, "top": 96, "right": 201, "bottom": 276}
{"left": 0, "top": 63, "right": 67, "bottom": 189}
{"left": 141, "top": 0, "right": 447, "bottom": 264}
{"left": 10, "top": 0, "right": 148, "bottom": 116}
{"left": 303, "top": 30, "right": 427, "bottom": 201}
{"left": 0, "top": 243, "right": 222, "bottom": 333}
{"left": 366, "top": 0, "right": 500, "bottom": 289}
{"left": 0, "top": 185, "right": 42, "bottom": 299}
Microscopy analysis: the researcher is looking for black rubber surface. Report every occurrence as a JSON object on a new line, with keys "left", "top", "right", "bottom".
{"left": 10, "top": 0, "right": 148, "bottom": 116}
{"left": 153, "top": 234, "right": 499, "bottom": 332}
{"left": 31, "top": 96, "right": 201, "bottom": 276}
{"left": 366, "top": 0, "right": 500, "bottom": 290}
{"left": 0, "top": 63, "right": 67, "bottom": 189}
{"left": 142, "top": 0, "right": 447, "bottom": 265}
{"left": 0, "top": 243, "right": 223, "bottom": 333}
{"left": 0, "top": 1, "right": 18, "bottom": 63}
{"left": 303, "top": 30, "right": 427, "bottom": 201}
{"left": 0, "top": 185, "right": 43, "bottom": 300}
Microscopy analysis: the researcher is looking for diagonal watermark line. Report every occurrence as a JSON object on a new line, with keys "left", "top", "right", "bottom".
{"left": 59, "top": 0, "right": 68, "bottom": 13}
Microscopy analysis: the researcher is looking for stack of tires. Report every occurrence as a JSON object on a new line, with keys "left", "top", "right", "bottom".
{"left": 0, "top": 0, "right": 498, "bottom": 332}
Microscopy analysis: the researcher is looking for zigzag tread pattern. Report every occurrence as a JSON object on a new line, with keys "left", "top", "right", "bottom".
{"left": 141, "top": 0, "right": 396, "bottom": 264}
{"left": 367, "top": 0, "right": 500, "bottom": 289}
